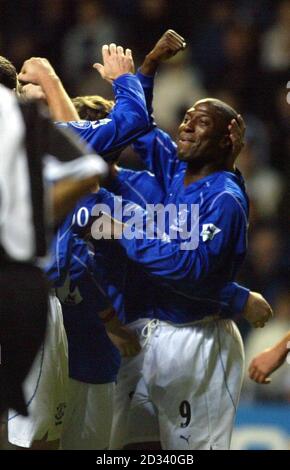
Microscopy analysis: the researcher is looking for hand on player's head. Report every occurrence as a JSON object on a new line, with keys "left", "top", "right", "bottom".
{"left": 93, "top": 44, "right": 134, "bottom": 83}
{"left": 228, "top": 114, "right": 246, "bottom": 160}
{"left": 21, "top": 83, "right": 47, "bottom": 102}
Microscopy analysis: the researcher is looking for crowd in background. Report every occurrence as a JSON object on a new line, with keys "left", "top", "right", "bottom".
{"left": 0, "top": 0, "right": 289, "bottom": 402}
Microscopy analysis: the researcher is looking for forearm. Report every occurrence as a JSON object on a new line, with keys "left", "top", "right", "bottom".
{"left": 92, "top": 191, "right": 232, "bottom": 284}
{"left": 40, "top": 74, "right": 79, "bottom": 121}
{"left": 140, "top": 54, "right": 159, "bottom": 76}
{"left": 133, "top": 71, "right": 181, "bottom": 185}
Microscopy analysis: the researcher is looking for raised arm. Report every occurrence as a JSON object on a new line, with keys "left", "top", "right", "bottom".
{"left": 132, "top": 31, "right": 186, "bottom": 189}
{"left": 18, "top": 57, "right": 79, "bottom": 121}
{"left": 57, "top": 44, "right": 149, "bottom": 157}
{"left": 139, "top": 29, "right": 186, "bottom": 120}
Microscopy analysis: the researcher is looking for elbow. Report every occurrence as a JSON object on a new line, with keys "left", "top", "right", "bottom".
{"left": 130, "top": 109, "right": 150, "bottom": 133}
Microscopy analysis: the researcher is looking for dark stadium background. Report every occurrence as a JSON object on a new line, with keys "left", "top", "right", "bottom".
{"left": 1, "top": 0, "right": 289, "bottom": 448}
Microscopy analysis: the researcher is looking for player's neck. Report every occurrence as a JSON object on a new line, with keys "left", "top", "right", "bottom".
{"left": 184, "top": 161, "right": 234, "bottom": 187}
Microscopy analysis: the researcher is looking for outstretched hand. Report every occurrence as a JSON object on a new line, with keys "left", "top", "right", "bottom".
{"left": 93, "top": 44, "right": 134, "bottom": 83}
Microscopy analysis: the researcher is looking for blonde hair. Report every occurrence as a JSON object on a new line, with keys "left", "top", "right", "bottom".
{"left": 72, "top": 95, "right": 114, "bottom": 121}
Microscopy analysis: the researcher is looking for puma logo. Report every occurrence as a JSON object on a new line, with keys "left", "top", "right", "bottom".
{"left": 180, "top": 435, "right": 191, "bottom": 445}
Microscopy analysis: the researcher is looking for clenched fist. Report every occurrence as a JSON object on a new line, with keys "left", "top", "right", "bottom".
{"left": 242, "top": 291, "right": 273, "bottom": 328}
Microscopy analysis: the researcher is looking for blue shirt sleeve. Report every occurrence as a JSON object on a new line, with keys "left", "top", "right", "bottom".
{"left": 132, "top": 71, "right": 185, "bottom": 192}
{"left": 99, "top": 191, "right": 247, "bottom": 284}
{"left": 56, "top": 74, "right": 149, "bottom": 157}
{"left": 135, "top": 70, "right": 154, "bottom": 125}
{"left": 69, "top": 237, "right": 111, "bottom": 312}
{"left": 70, "top": 188, "right": 249, "bottom": 316}
{"left": 219, "top": 282, "right": 250, "bottom": 316}
{"left": 68, "top": 237, "right": 92, "bottom": 283}
{"left": 45, "top": 213, "right": 74, "bottom": 287}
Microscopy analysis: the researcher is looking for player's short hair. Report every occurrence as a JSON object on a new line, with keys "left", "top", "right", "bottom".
{"left": 72, "top": 95, "right": 114, "bottom": 121}
{"left": 0, "top": 56, "right": 17, "bottom": 90}
{"left": 196, "top": 98, "right": 239, "bottom": 124}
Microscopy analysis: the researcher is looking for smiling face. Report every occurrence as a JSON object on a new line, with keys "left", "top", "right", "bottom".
{"left": 177, "top": 99, "right": 236, "bottom": 168}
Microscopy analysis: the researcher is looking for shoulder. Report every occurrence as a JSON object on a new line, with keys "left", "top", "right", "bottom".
{"left": 209, "top": 172, "right": 248, "bottom": 215}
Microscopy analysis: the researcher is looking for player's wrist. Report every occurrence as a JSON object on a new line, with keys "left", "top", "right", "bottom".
{"left": 276, "top": 338, "right": 290, "bottom": 363}
{"left": 140, "top": 54, "right": 159, "bottom": 76}
{"left": 39, "top": 72, "right": 61, "bottom": 91}
{"left": 112, "top": 71, "right": 134, "bottom": 82}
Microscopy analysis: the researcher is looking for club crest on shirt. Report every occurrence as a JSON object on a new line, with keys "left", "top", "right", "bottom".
{"left": 200, "top": 223, "right": 221, "bottom": 242}
{"left": 69, "top": 120, "right": 91, "bottom": 129}
{"left": 91, "top": 118, "right": 112, "bottom": 129}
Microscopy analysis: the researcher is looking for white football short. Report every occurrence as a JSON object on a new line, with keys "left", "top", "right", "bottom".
{"left": 110, "top": 317, "right": 245, "bottom": 450}
{"left": 61, "top": 379, "right": 115, "bottom": 450}
{"left": 7, "top": 295, "right": 68, "bottom": 448}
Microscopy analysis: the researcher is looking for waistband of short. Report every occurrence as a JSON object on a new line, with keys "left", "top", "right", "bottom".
{"left": 128, "top": 315, "right": 221, "bottom": 331}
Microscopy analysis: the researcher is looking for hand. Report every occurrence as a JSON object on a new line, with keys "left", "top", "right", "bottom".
{"left": 228, "top": 114, "right": 246, "bottom": 160}
{"left": 242, "top": 291, "right": 273, "bottom": 328}
{"left": 141, "top": 29, "right": 186, "bottom": 75}
{"left": 93, "top": 44, "right": 134, "bottom": 83}
{"left": 18, "top": 57, "right": 58, "bottom": 86}
{"left": 248, "top": 347, "right": 284, "bottom": 384}
{"left": 21, "top": 83, "right": 47, "bottom": 102}
{"left": 105, "top": 316, "right": 141, "bottom": 357}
